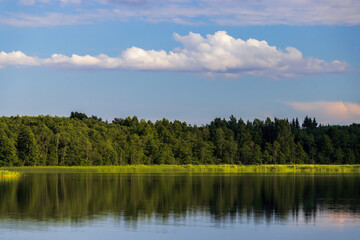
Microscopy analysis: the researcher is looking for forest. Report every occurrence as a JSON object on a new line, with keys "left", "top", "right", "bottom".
{"left": 0, "top": 112, "right": 359, "bottom": 166}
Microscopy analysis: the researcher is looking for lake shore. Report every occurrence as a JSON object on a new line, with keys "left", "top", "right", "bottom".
{"left": 2, "top": 164, "right": 360, "bottom": 174}
{"left": 0, "top": 170, "right": 22, "bottom": 177}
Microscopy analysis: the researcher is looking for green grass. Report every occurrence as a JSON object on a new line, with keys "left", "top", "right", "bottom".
{"left": 0, "top": 170, "right": 22, "bottom": 177}
{"left": 2, "top": 165, "right": 360, "bottom": 174}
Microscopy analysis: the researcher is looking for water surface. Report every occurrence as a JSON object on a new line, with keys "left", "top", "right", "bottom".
{"left": 1, "top": 173, "right": 359, "bottom": 239}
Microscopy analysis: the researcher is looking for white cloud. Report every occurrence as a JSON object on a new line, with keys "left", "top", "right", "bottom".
{"left": 18, "top": 0, "right": 79, "bottom": 5}
{"left": 59, "top": 0, "right": 81, "bottom": 5}
{"left": 0, "top": 31, "right": 347, "bottom": 78}
{"left": 19, "top": 0, "right": 36, "bottom": 5}
{"left": 287, "top": 101, "right": 360, "bottom": 124}
{"left": 0, "top": 12, "right": 98, "bottom": 27}
{"left": 19, "top": 0, "right": 52, "bottom": 5}
{"left": 0, "top": 51, "right": 41, "bottom": 66}
{"left": 5, "top": 0, "right": 360, "bottom": 26}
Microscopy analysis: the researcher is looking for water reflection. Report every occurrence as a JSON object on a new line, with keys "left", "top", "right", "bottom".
{"left": 0, "top": 173, "right": 359, "bottom": 225}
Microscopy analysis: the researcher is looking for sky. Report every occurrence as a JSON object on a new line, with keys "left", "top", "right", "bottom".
{"left": 0, "top": 0, "right": 359, "bottom": 125}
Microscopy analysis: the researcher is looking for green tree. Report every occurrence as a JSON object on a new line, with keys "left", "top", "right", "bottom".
{"left": 238, "top": 127, "right": 254, "bottom": 164}
{"left": 272, "top": 140, "right": 281, "bottom": 164}
{"left": 345, "top": 149, "right": 356, "bottom": 164}
{"left": 0, "top": 114, "right": 358, "bottom": 166}
{"left": 0, "top": 129, "right": 18, "bottom": 166}
{"left": 128, "top": 134, "right": 146, "bottom": 164}
{"left": 155, "top": 143, "right": 176, "bottom": 164}
{"left": 275, "top": 120, "right": 296, "bottom": 164}
{"left": 262, "top": 149, "right": 273, "bottom": 164}
{"left": 294, "top": 142, "right": 307, "bottom": 164}
{"left": 302, "top": 116, "right": 312, "bottom": 129}
{"left": 17, "top": 126, "right": 39, "bottom": 166}
{"left": 70, "top": 111, "right": 88, "bottom": 120}
{"left": 334, "top": 148, "right": 344, "bottom": 164}
{"left": 317, "top": 134, "right": 334, "bottom": 164}
{"left": 193, "top": 140, "right": 215, "bottom": 164}
{"left": 252, "top": 144, "right": 263, "bottom": 165}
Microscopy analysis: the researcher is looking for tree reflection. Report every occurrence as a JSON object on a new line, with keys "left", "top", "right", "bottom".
{"left": 0, "top": 174, "right": 359, "bottom": 224}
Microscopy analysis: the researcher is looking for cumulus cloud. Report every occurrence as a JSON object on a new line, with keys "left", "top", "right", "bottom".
{"left": 0, "top": 51, "right": 41, "bottom": 67}
{"left": 287, "top": 101, "right": 360, "bottom": 124}
{"left": 0, "top": 31, "right": 347, "bottom": 78}
{"left": 4, "top": 0, "right": 360, "bottom": 26}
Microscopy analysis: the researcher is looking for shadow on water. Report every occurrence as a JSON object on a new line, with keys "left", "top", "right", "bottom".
{"left": 0, "top": 173, "right": 359, "bottom": 225}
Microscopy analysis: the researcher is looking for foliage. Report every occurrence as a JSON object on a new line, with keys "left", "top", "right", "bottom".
{"left": 16, "top": 126, "right": 39, "bottom": 166}
{"left": 3, "top": 165, "right": 360, "bottom": 174}
{"left": 0, "top": 114, "right": 359, "bottom": 166}
{"left": 0, "top": 170, "right": 21, "bottom": 177}
{"left": 0, "top": 128, "right": 17, "bottom": 166}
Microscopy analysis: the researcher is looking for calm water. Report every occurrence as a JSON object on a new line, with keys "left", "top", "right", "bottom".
{"left": 1, "top": 173, "right": 360, "bottom": 239}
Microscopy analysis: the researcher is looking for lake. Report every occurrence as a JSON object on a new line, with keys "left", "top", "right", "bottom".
{"left": 1, "top": 173, "right": 360, "bottom": 239}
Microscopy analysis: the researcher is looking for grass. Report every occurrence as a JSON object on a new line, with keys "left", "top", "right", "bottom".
{"left": 0, "top": 170, "right": 22, "bottom": 177}
{"left": 2, "top": 164, "right": 360, "bottom": 174}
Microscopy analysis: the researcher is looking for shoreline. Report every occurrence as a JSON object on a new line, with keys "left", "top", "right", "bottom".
{"left": 2, "top": 164, "right": 360, "bottom": 174}
{"left": 0, "top": 170, "right": 21, "bottom": 177}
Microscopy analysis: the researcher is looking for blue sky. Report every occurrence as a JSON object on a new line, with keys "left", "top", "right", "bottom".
{"left": 0, "top": 0, "right": 359, "bottom": 125}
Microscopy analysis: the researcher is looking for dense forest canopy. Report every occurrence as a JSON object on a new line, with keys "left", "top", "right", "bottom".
{"left": 0, "top": 113, "right": 359, "bottom": 166}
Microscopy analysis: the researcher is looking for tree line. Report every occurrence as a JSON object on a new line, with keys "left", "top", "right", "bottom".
{"left": 0, "top": 113, "right": 359, "bottom": 166}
